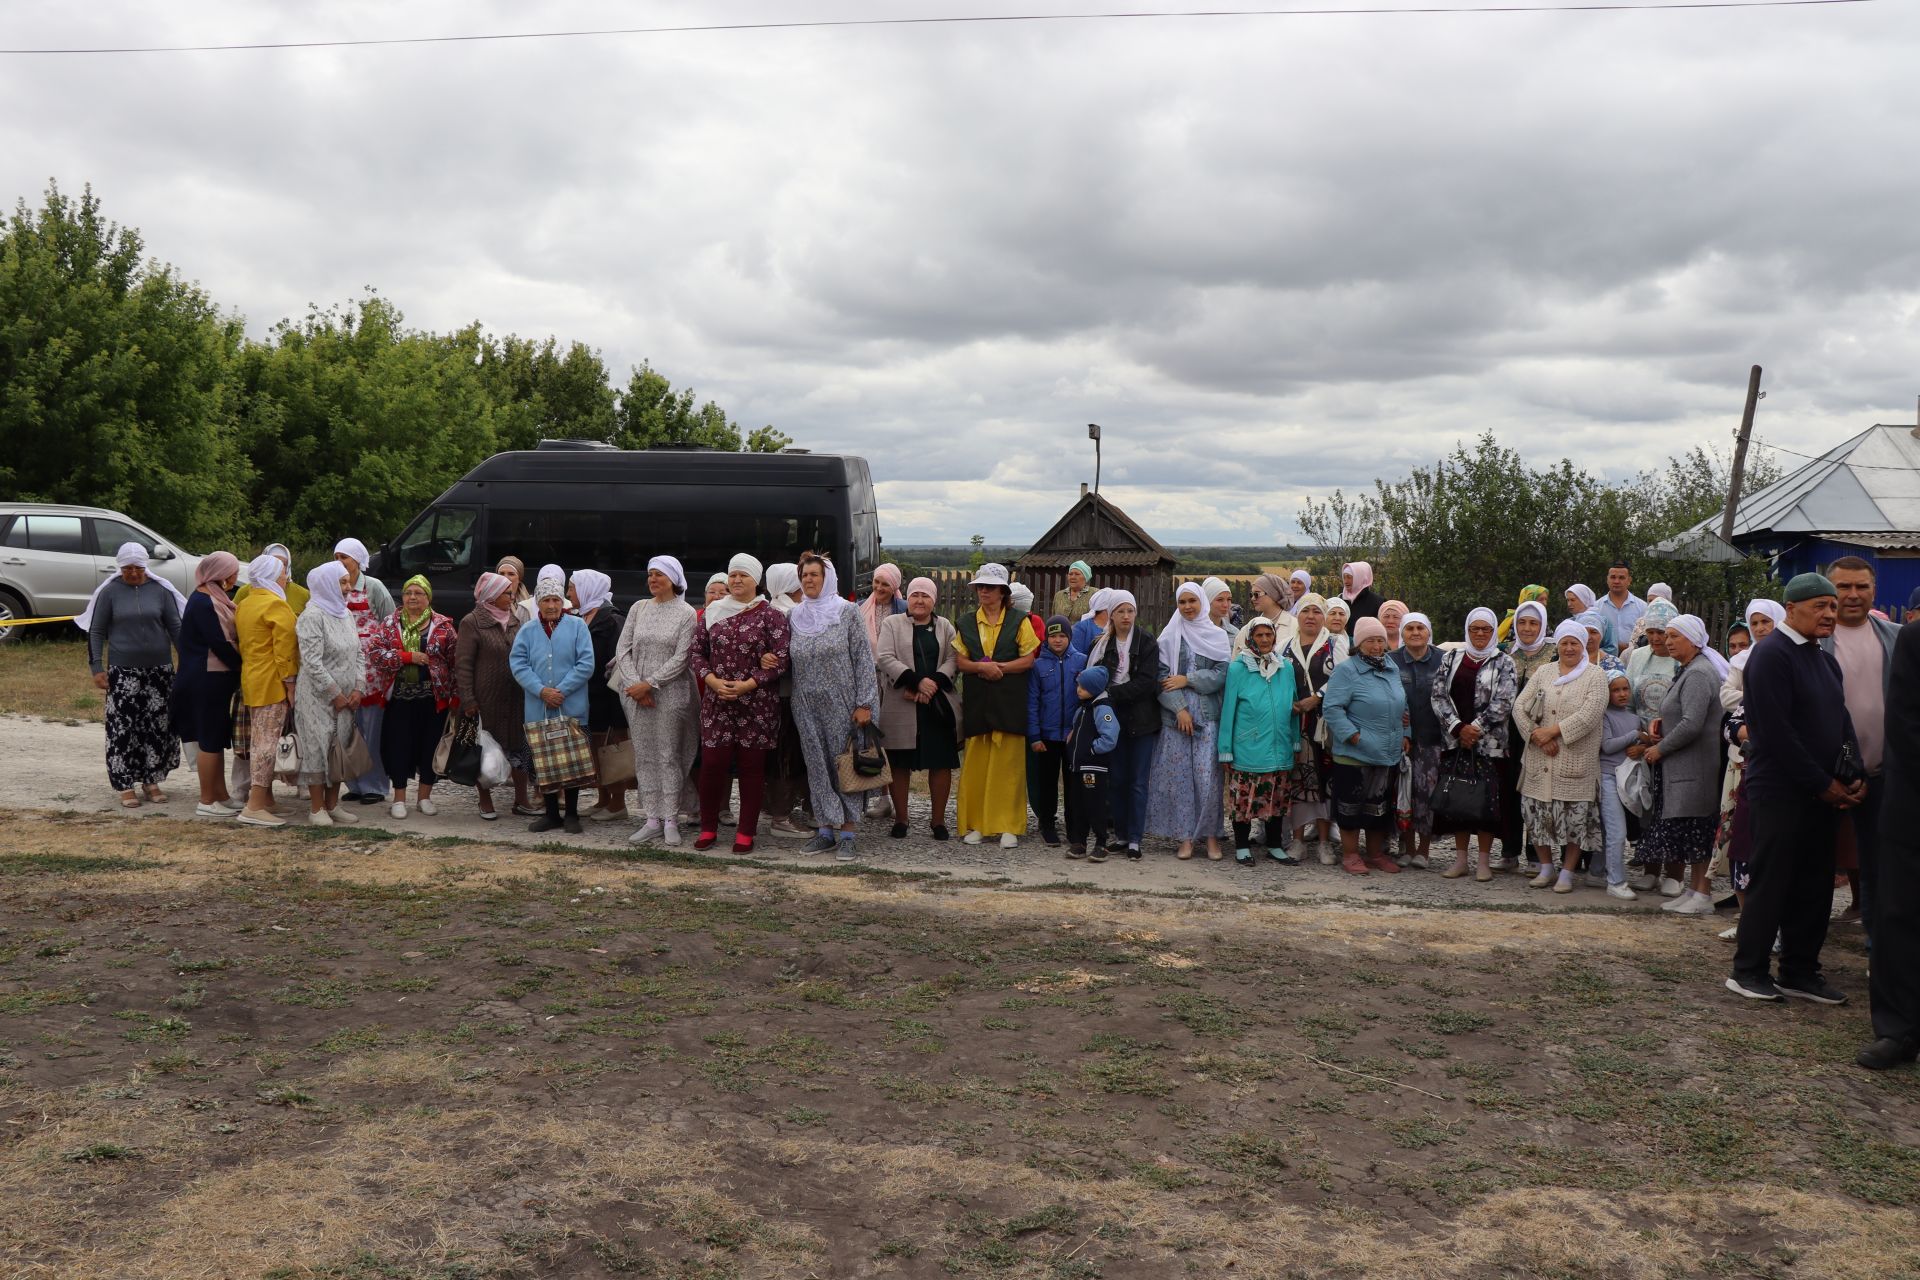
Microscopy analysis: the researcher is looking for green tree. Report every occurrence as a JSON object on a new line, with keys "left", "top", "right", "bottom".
{"left": 612, "top": 364, "right": 788, "bottom": 452}
{"left": 0, "top": 182, "right": 251, "bottom": 544}
{"left": 463, "top": 330, "right": 616, "bottom": 450}
{"left": 967, "top": 533, "right": 987, "bottom": 571}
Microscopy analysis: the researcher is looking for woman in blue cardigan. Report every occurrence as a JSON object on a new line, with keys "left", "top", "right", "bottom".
{"left": 509, "top": 568, "right": 598, "bottom": 834}
{"left": 1217, "top": 616, "right": 1302, "bottom": 866}
{"left": 1321, "top": 616, "right": 1409, "bottom": 877}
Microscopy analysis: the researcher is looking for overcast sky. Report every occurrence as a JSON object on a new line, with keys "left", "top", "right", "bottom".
{"left": 5, "top": 0, "right": 1918, "bottom": 544}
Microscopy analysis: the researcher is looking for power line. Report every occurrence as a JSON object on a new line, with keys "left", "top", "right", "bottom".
{"left": 1752, "top": 438, "right": 1920, "bottom": 471}
{"left": 0, "top": 1, "right": 1880, "bottom": 56}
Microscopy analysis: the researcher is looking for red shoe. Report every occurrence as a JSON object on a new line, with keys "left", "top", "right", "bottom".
{"left": 1366, "top": 850, "right": 1402, "bottom": 874}
{"left": 1342, "top": 851, "right": 1370, "bottom": 875}
{"left": 733, "top": 836, "right": 755, "bottom": 855}
{"left": 693, "top": 832, "right": 718, "bottom": 851}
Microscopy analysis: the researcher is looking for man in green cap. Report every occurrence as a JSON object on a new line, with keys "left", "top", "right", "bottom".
{"left": 1729, "top": 573, "right": 1865, "bottom": 1005}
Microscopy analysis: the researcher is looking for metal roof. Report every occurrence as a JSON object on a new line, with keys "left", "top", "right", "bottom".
{"left": 1694, "top": 424, "right": 1920, "bottom": 543}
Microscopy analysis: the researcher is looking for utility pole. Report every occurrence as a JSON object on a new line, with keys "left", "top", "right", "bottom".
{"left": 1720, "top": 365, "right": 1763, "bottom": 545}
{"left": 1087, "top": 423, "right": 1103, "bottom": 500}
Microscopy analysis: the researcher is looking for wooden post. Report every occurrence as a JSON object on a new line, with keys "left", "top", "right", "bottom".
{"left": 1720, "top": 365, "right": 1762, "bottom": 545}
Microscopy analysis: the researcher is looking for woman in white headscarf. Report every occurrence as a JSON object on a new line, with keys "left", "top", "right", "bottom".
{"left": 1285, "top": 593, "right": 1339, "bottom": 858}
{"left": 1635, "top": 613, "right": 1726, "bottom": 915}
{"left": 565, "top": 567, "right": 629, "bottom": 823}
{"left": 611, "top": 556, "right": 699, "bottom": 845}
{"left": 1513, "top": 619, "right": 1610, "bottom": 893}
{"left": 333, "top": 537, "right": 397, "bottom": 805}
{"left": 292, "top": 562, "right": 367, "bottom": 826}
{"left": 233, "top": 543, "right": 309, "bottom": 614}
{"left": 1086, "top": 587, "right": 1163, "bottom": 858}
{"left": 688, "top": 553, "right": 790, "bottom": 853}
{"left": 1431, "top": 606, "right": 1519, "bottom": 881}
{"left": 235, "top": 552, "right": 300, "bottom": 827}
{"left": 87, "top": 543, "right": 185, "bottom": 807}
{"left": 1501, "top": 598, "right": 1555, "bottom": 875}
{"left": 1144, "top": 582, "right": 1233, "bottom": 860}
{"left": 756, "top": 562, "right": 812, "bottom": 838}
{"left": 787, "top": 554, "right": 880, "bottom": 860}
{"left": 1714, "top": 597, "right": 1787, "bottom": 935}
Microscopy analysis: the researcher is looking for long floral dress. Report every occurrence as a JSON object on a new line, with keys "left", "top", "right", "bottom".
{"left": 609, "top": 597, "right": 701, "bottom": 822}
{"left": 790, "top": 603, "right": 881, "bottom": 827}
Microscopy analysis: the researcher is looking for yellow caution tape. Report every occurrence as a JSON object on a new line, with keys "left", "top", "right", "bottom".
{"left": 0, "top": 615, "right": 78, "bottom": 628}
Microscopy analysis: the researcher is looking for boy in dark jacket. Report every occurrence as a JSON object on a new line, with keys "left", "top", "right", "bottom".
{"left": 1028, "top": 616, "right": 1087, "bottom": 846}
{"left": 1064, "top": 666, "right": 1121, "bottom": 862}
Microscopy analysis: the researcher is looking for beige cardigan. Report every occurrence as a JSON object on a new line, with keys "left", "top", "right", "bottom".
{"left": 1512, "top": 662, "right": 1609, "bottom": 803}
{"left": 873, "top": 613, "right": 961, "bottom": 754}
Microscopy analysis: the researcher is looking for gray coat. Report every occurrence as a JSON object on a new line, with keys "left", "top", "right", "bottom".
{"left": 1653, "top": 655, "right": 1724, "bottom": 819}
{"left": 873, "top": 613, "right": 960, "bottom": 754}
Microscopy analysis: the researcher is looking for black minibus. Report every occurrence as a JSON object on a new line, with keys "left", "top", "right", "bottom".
{"left": 369, "top": 443, "right": 882, "bottom": 615}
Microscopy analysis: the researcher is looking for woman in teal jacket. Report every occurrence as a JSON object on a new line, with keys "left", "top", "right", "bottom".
{"left": 509, "top": 569, "right": 599, "bottom": 834}
{"left": 1321, "top": 616, "right": 1410, "bottom": 876}
{"left": 1216, "top": 616, "right": 1302, "bottom": 866}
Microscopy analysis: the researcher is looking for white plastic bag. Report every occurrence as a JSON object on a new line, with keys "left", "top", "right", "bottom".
{"left": 477, "top": 728, "right": 512, "bottom": 788}
{"left": 1616, "top": 758, "right": 1653, "bottom": 820}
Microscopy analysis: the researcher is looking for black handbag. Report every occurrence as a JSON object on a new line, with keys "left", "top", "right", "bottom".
{"left": 1833, "top": 739, "right": 1864, "bottom": 787}
{"left": 851, "top": 723, "right": 887, "bottom": 777}
{"left": 442, "top": 715, "right": 484, "bottom": 788}
{"left": 1432, "top": 748, "right": 1499, "bottom": 827}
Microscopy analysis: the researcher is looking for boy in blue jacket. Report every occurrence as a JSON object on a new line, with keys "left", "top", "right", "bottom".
{"left": 1064, "top": 665, "right": 1121, "bottom": 862}
{"left": 1028, "top": 616, "right": 1087, "bottom": 846}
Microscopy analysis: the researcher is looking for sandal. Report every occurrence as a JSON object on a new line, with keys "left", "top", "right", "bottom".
{"left": 119, "top": 791, "right": 141, "bottom": 809}
{"left": 144, "top": 787, "right": 168, "bottom": 803}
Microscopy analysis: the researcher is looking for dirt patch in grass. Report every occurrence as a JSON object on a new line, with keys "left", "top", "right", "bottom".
{"left": 0, "top": 809, "right": 1915, "bottom": 1278}
{"left": 0, "top": 633, "right": 99, "bottom": 723}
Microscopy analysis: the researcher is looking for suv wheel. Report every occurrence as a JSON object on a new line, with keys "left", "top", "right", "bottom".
{"left": 0, "top": 589, "right": 26, "bottom": 645}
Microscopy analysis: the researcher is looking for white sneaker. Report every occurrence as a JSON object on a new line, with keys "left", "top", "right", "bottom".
{"left": 662, "top": 821, "right": 682, "bottom": 846}
{"left": 1000, "top": 832, "right": 1019, "bottom": 850}
{"left": 1606, "top": 882, "right": 1638, "bottom": 901}
{"left": 1529, "top": 867, "right": 1556, "bottom": 889}
{"left": 1409, "top": 854, "right": 1429, "bottom": 870}
{"left": 1630, "top": 873, "right": 1658, "bottom": 891}
{"left": 1490, "top": 851, "right": 1508, "bottom": 870}
{"left": 1553, "top": 871, "right": 1576, "bottom": 894}
{"left": 194, "top": 802, "right": 234, "bottom": 818}
{"left": 218, "top": 798, "right": 247, "bottom": 812}
{"left": 390, "top": 802, "right": 407, "bottom": 819}
{"left": 1670, "top": 890, "right": 1715, "bottom": 916}
{"left": 1659, "top": 877, "right": 1684, "bottom": 898}
{"left": 634, "top": 819, "right": 663, "bottom": 843}
{"left": 236, "top": 809, "right": 285, "bottom": 828}
{"left": 963, "top": 830, "right": 983, "bottom": 845}
{"left": 308, "top": 809, "right": 333, "bottom": 827}
{"left": 327, "top": 808, "right": 353, "bottom": 825}
{"left": 1316, "top": 844, "right": 1337, "bottom": 866}
{"left": 1584, "top": 872, "right": 1607, "bottom": 888}
{"left": 1717, "top": 925, "right": 1739, "bottom": 940}
{"left": 719, "top": 809, "right": 736, "bottom": 827}
{"left": 417, "top": 798, "right": 437, "bottom": 816}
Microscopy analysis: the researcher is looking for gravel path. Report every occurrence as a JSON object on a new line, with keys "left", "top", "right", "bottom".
{"left": 0, "top": 711, "right": 1753, "bottom": 916}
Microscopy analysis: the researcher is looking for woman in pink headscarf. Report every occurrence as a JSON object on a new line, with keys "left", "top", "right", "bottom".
{"left": 1340, "top": 561, "right": 1384, "bottom": 622}
{"left": 172, "top": 551, "right": 245, "bottom": 814}
{"left": 859, "top": 563, "right": 906, "bottom": 650}
{"left": 454, "top": 570, "right": 530, "bottom": 820}
{"left": 874, "top": 576, "right": 961, "bottom": 839}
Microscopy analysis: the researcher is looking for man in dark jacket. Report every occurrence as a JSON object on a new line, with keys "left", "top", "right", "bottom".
{"left": 1027, "top": 617, "right": 1087, "bottom": 847}
{"left": 1729, "top": 573, "right": 1865, "bottom": 1005}
{"left": 1858, "top": 618, "right": 1920, "bottom": 1069}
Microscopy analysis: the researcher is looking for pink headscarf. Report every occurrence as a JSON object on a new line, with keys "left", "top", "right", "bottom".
{"left": 196, "top": 551, "right": 241, "bottom": 669}
{"left": 472, "top": 571, "right": 515, "bottom": 628}
{"left": 1342, "top": 561, "right": 1375, "bottom": 600}
{"left": 907, "top": 576, "right": 937, "bottom": 604}
{"left": 1379, "top": 599, "right": 1407, "bottom": 641}
{"left": 861, "top": 562, "right": 902, "bottom": 648}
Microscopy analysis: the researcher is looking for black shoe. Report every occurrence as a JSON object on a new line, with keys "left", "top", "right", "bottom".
{"left": 1087, "top": 849, "right": 1107, "bottom": 863}
{"left": 359, "top": 792, "right": 386, "bottom": 805}
{"left": 1126, "top": 845, "right": 1143, "bottom": 861}
{"left": 563, "top": 816, "right": 583, "bottom": 835}
{"left": 1065, "top": 847, "right": 1086, "bottom": 860}
{"left": 1106, "top": 839, "right": 1127, "bottom": 854}
{"left": 528, "top": 814, "right": 562, "bottom": 834}
{"left": 889, "top": 823, "right": 908, "bottom": 839}
{"left": 1724, "top": 974, "right": 1785, "bottom": 1002}
{"left": 1041, "top": 826, "right": 1061, "bottom": 846}
{"left": 1235, "top": 849, "right": 1253, "bottom": 866}
{"left": 1776, "top": 977, "right": 1848, "bottom": 1006}
{"left": 930, "top": 825, "right": 949, "bottom": 842}
{"left": 1856, "top": 1036, "right": 1920, "bottom": 1071}
{"left": 1267, "top": 848, "right": 1298, "bottom": 865}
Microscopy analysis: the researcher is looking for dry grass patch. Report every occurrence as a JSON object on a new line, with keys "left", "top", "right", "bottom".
{"left": 0, "top": 638, "right": 99, "bottom": 722}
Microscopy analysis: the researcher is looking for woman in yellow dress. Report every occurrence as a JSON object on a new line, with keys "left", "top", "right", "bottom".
{"left": 952, "top": 563, "right": 1040, "bottom": 848}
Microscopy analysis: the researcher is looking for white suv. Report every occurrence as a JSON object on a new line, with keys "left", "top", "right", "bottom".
{"left": 0, "top": 503, "right": 203, "bottom": 641}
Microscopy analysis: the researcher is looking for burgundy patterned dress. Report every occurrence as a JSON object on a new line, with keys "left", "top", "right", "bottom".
{"left": 688, "top": 602, "right": 791, "bottom": 750}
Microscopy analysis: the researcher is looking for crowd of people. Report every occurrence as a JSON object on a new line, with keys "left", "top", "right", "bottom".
{"left": 79, "top": 542, "right": 1918, "bottom": 1068}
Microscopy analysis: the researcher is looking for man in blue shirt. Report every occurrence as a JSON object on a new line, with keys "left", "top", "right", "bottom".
{"left": 1592, "top": 561, "right": 1648, "bottom": 655}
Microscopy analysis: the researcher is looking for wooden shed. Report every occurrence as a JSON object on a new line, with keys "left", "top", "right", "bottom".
{"left": 1015, "top": 490, "right": 1180, "bottom": 626}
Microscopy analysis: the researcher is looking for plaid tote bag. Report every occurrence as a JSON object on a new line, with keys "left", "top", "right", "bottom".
{"left": 525, "top": 712, "right": 596, "bottom": 792}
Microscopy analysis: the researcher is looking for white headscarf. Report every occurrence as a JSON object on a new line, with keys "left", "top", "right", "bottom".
{"left": 1087, "top": 589, "right": 1139, "bottom": 681}
{"left": 570, "top": 569, "right": 613, "bottom": 615}
{"left": 1462, "top": 607, "right": 1500, "bottom": 661}
{"left": 647, "top": 555, "right": 686, "bottom": 593}
{"left": 1398, "top": 611, "right": 1433, "bottom": 645}
{"left": 1160, "top": 581, "right": 1231, "bottom": 674}
{"left": 246, "top": 552, "right": 286, "bottom": 600}
{"left": 534, "top": 566, "right": 567, "bottom": 602}
{"left": 75, "top": 542, "right": 189, "bottom": 631}
{"left": 1010, "top": 582, "right": 1035, "bottom": 616}
{"left": 308, "top": 561, "right": 351, "bottom": 619}
{"left": 704, "top": 555, "right": 766, "bottom": 627}
{"left": 1202, "top": 576, "right": 1232, "bottom": 605}
{"left": 1551, "top": 618, "right": 1591, "bottom": 685}
{"left": 1513, "top": 600, "right": 1550, "bottom": 654}
{"left": 1086, "top": 587, "right": 1114, "bottom": 618}
{"left": 1668, "top": 613, "right": 1731, "bottom": 679}
{"left": 1745, "top": 598, "right": 1787, "bottom": 629}
{"left": 789, "top": 560, "right": 851, "bottom": 637}
{"left": 1565, "top": 583, "right": 1597, "bottom": 613}
{"left": 764, "top": 563, "right": 801, "bottom": 614}
{"left": 1648, "top": 582, "right": 1674, "bottom": 602}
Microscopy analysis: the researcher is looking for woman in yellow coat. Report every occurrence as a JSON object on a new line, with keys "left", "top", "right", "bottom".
{"left": 952, "top": 564, "right": 1039, "bottom": 847}
{"left": 234, "top": 553, "right": 301, "bottom": 827}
